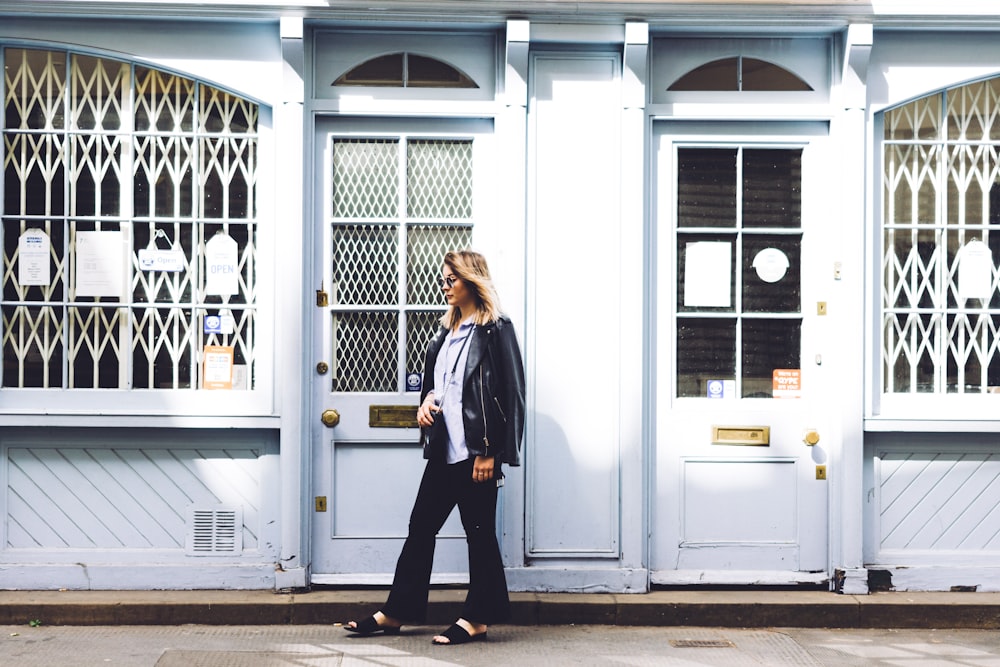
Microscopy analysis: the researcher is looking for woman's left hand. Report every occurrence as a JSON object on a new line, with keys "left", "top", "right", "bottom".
{"left": 472, "top": 455, "right": 494, "bottom": 483}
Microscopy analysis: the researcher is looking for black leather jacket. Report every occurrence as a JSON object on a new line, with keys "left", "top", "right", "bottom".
{"left": 420, "top": 315, "right": 526, "bottom": 466}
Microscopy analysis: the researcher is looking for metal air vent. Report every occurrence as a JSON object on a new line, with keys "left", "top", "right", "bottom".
{"left": 185, "top": 506, "right": 243, "bottom": 556}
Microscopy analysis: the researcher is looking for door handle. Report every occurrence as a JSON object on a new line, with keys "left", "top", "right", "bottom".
{"left": 803, "top": 429, "right": 820, "bottom": 446}
{"left": 321, "top": 409, "right": 341, "bottom": 428}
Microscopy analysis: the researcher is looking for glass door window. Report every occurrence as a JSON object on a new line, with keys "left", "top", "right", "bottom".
{"left": 676, "top": 146, "right": 803, "bottom": 398}
{"left": 327, "top": 137, "right": 472, "bottom": 396}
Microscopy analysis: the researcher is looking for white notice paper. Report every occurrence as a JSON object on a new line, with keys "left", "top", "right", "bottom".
{"left": 958, "top": 239, "right": 993, "bottom": 301}
{"left": 76, "top": 231, "right": 125, "bottom": 298}
{"left": 18, "top": 228, "right": 51, "bottom": 286}
{"left": 205, "top": 233, "right": 239, "bottom": 296}
{"left": 684, "top": 241, "right": 732, "bottom": 308}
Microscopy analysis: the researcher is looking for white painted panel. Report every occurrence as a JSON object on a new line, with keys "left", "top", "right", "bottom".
{"left": 315, "top": 443, "right": 468, "bottom": 579}
{"left": 682, "top": 460, "right": 797, "bottom": 543}
{"left": 331, "top": 445, "right": 464, "bottom": 539}
{"left": 6, "top": 445, "right": 262, "bottom": 551}
{"left": 876, "top": 449, "right": 1000, "bottom": 552}
{"left": 527, "top": 52, "right": 621, "bottom": 556}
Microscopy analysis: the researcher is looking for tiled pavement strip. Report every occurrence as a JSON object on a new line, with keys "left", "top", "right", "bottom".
{"left": 1, "top": 590, "right": 1000, "bottom": 666}
{"left": 2, "top": 625, "right": 1000, "bottom": 666}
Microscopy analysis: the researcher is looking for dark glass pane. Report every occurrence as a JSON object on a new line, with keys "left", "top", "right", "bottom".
{"left": 4, "top": 48, "right": 66, "bottom": 130}
{"left": 743, "top": 149, "right": 801, "bottom": 228}
{"left": 678, "top": 148, "right": 737, "bottom": 228}
{"left": 334, "top": 54, "right": 404, "bottom": 87}
{"left": 677, "top": 317, "right": 736, "bottom": 397}
{"left": 407, "top": 54, "right": 477, "bottom": 88}
{"left": 741, "top": 57, "right": 812, "bottom": 92}
{"left": 68, "top": 306, "right": 124, "bottom": 388}
{"left": 677, "top": 233, "right": 736, "bottom": 314}
{"left": 72, "top": 135, "right": 123, "bottom": 217}
{"left": 132, "top": 307, "right": 193, "bottom": 389}
{"left": 742, "top": 318, "right": 800, "bottom": 398}
{"left": 742, "top": 235, "right": 801, "bottom": 313}
{"left": 2, "top": 305, "right": 64, "bottom": 388}
{"left": 669, "top": 58, "right": 738, "bottom": 91}
{"left": 4, "top": 133, "right": 66, "bottom": 216}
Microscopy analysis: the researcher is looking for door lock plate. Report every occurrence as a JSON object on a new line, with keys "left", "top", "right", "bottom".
{"left": 315, "top": 496, "right": 327, "bottom": 512}
{"left": 815, "top": 465, "right": 827, "bottom": 480}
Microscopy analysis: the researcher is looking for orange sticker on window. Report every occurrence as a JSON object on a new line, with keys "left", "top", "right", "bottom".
{"left": 772, "top": 369, "right": 801, "bottom": 398}
{"left": 203, "top": 345, "right": 234, "bottom": 390}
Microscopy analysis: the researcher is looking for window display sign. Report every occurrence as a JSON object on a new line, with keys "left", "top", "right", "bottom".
{"left": 205, "top": 233, "right": 239, "bottom": 296}
{"left": 203, "top": 345, "right": 234, "bottom": 390}
{"left": 684, "top": 241, "right": 731, "bottom": 307}
{"left": 76, "top": 230, "right": 125, "bottom": 298}
{"left": 752, "top": 247, "right": 790, "bottom": 284}
{"left": 772, "top": 368, "right": 801, "bottom": 398}
{"left": 958, "top": 239, "right": 993, "bottom": 301}
{"left": 18, "top": 229, "right": 50, "bottom": 286}
{"left": 138, "top": 230, "right": 185, "bottom": 272}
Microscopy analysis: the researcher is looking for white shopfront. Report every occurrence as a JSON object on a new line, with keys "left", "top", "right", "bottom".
{"left": 0, "top": 1, "right": 998, "bottom": 594}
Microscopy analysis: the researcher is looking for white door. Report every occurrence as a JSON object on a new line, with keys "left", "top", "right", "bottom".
{"left": 651, "top": 121, "right": 833, "bottom": 585}
{"left": 310, "top": 117, "right": 495, "bottom": 584}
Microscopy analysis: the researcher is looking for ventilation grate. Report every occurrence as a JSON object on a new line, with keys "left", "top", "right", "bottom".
{"left": 186, "top": 506, "right": 243, "bottom": 556}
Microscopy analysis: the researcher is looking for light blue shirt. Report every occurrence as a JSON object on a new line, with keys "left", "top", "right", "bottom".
{"left": 433, "top": 318, "right": 474, "bottom": 464}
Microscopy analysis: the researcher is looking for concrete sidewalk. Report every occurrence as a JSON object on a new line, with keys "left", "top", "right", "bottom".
{"left": 1, "top": 589, "right": 999, "bottom": 629}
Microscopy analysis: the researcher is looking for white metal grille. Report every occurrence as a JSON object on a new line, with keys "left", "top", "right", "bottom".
{"left": 407, "top": 140, "right": 473, "bottom": 218}
{"left": 328, "top": 137, "right": 474, "bottom": 393}
{"left": 186, "top": 505, "right": 243, "bottom": 555}
{"left": 1, "top": 47, "right": 259, "bottom": 391}
{"left": 882, "top": 77, "right": 1000, "bottom": 394}
{"left": 332, "top": 139, "right": 398, "bottom": 219}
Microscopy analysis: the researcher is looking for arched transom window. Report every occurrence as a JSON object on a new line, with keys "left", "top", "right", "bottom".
{"left": 333, "top": 52, "right": 478, "bottom": 88}
{"left": 2, "top": 48, "right": 259, "bottom": 390}
{"left": 881, "top": 76, "right": 1000, "bottom": 395}
{"left": 669, "top": 57, "right": 813, "bottom": 92}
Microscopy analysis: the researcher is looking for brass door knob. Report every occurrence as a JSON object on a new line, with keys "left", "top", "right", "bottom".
{"left": 321, "top": 409, "right": 341, "bottom": 428}
{"left": 804, "top": 430, "right": 820, "bottom": 446}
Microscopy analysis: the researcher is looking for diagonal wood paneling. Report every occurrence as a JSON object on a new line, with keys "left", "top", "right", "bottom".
{"left": 6, "top": 447, "right": 260, "bottom": 550}
{"left": 878, "top": 450, "right": 1000, "bottom": 551}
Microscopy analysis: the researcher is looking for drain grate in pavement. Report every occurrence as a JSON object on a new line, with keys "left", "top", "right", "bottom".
{"left": 670, "top": 639, "right": 736, "bottom": 648}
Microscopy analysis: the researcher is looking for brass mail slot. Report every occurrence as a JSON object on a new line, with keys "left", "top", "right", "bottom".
{"left": 369, "top": 405, "right": 418, "bottom": 428}
{"left": 712, "top": 425, "right": 770, "bottom": 446}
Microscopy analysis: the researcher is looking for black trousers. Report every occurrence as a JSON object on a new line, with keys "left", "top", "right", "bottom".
{"left": 382, "top": 458, "right": 510, "bottom": 625}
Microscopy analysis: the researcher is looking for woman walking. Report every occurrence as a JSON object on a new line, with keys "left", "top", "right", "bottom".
{"left": 345, "top": 250, "right": 526, "bottom": 646}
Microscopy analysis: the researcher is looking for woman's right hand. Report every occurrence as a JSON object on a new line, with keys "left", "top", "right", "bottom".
{"left": 416, "top": 396, "right": 439, "bottom": 427}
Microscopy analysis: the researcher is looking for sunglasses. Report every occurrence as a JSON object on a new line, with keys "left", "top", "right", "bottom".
{"left": 437, "top": 276, "right": 458, "bottom": 289}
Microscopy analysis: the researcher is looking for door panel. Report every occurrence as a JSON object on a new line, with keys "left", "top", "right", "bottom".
{"left": 652, "top": 122, "right": 831, "bottom": 585}
{"left": 310, "top": 117, "right": 494, "bottom": 583}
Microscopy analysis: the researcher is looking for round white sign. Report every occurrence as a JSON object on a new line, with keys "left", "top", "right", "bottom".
{"left": 752, "top": 247, "right": 790, "bottom": 283}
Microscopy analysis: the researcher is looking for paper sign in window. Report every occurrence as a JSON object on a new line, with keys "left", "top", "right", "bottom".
{"left": 958, "top": 239, "right": 993, "bottom": 301}
{"left": 203, "top": 345, "right": 234, "bottom": 390}
{"left": 684, "top": 241, "right": 731, "bottom": 307}
{"left": 75, "top": 230, "right": 125, "bottom": 298}
{"left": 18, "top": 229, "right": 51, "bottom": 286}
{"left": 205, "top": 233, "right": 239, "bottom": 296}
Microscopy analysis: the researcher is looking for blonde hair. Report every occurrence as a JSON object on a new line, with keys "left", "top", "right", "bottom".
{"left": 440, "top": 250, "right": 502, "bottom": 329}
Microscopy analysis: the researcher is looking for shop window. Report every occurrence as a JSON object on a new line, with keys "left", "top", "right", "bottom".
{"left": 333, "top": 52, "right": 478, "bottom": 88}
{"left": 676, "top": 147, "right": 803, "bottom": 398}
{"left": 881, "top": 76, "right": 1000, "bottom": 394}
{"left": 669, "top": 57, "right": 812, "bottom": 92}
{"left": 2, "top": 48, "right": 259, "bottom": 390}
